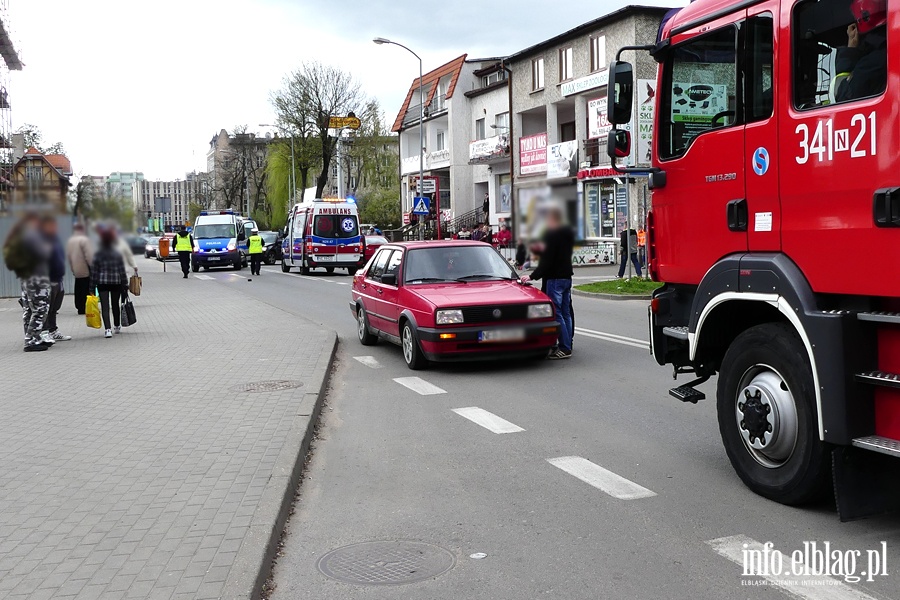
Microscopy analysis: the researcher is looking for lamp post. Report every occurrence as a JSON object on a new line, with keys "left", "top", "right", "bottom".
{"left": 260, "top": 123, "right": 296, "bottom": 204}
{"left": 373, "top": 37, "right": 431, "bottom": 238}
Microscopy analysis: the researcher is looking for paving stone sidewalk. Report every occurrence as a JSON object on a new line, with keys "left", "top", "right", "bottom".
{"left": 0, "top": 264, "right": 336, "bottom": 599}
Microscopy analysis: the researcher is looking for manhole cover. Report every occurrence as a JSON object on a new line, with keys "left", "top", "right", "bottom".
{"left": 317, "top": 540, "right": 455, "bottom": 586}
{"left": 230, "top": 380, "right": 304, "bottom": 393}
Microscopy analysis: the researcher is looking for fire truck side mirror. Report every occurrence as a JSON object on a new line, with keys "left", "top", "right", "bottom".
{"left": 607, "top": 61, "right": 634, "bottom": 125}
{"left": 607, "top": 129, "right": 631, "bottom": 159}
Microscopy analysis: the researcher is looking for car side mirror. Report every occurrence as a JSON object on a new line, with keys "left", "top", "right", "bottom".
{"left": 607, "top": 61, "right": 634, "bottom": 125}
{"left": 381, "top": 273, "right": 397, "bottom": 286}
{"left": 607, "top": 129, "right": 631, "bottom": 159}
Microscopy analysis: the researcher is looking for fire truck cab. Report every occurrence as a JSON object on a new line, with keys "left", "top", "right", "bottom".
{"left": 606, "top": 0, "right": 899, "bottom": 518}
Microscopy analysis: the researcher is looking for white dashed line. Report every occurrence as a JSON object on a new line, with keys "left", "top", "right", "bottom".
{"left": 452, "top": 407, "right": 525, "bottom": 434}
{"left": 353, "top": 356, "right": 383, "bottom": 369}
{"left": 707, "top": 535, "right": 882, "bottom": 600}
{"left": 229, "top": 273, "right": 247, "bottom": 279}
{"left": 547, "top": 456, "right": 656, "bottom": 500}
{"left": 193, "top": 274, "right": 214, "bottom": 280}
{"left": 393, "top": 377, "right": 447, "bottom": 396}
{"left": 575, "top": 327, "right": 649, "bottom": 350}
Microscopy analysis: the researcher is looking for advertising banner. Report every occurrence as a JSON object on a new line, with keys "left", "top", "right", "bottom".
{"left": 671, "top": 81, "right": 728, "bottom": 140}
{"left": 547, "top": 140, "right": 579, "bottom": 179}
{"left": 519, "top": 133, "right": 547, "bottom": 175}
{"left": 637, "top": 79, "right": 656, "bottom": 167}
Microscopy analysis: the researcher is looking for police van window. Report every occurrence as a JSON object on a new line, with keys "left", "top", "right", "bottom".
{"left": 660, "top": 26, "right": 738, "bottom": 160}
{"left": 793, "top": 0, "right": 887, "bottom": 109}
{"left": 745, "top": 15, "right": 774, "bottom": 122}
{"left": 367, "top": 249, "right": 391, "bottom": 280}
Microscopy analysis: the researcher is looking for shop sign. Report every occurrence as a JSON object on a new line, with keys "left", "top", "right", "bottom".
{"left": 577, "top": 167, "right": 619, "bottom": 179}
{"left": 547, "top": 140, "right": 578, "bottom": 179}
{"left": 519, "top": 133, "right": 547, "bottom": 175}
{"left": 469, "top": 135, "right": 509, "bottom": 161}
{"left": 572, "top": 243, "right": 616, "bottom": 265}
{"left": 561, "top": 70, "right": 609, "bottom": 97}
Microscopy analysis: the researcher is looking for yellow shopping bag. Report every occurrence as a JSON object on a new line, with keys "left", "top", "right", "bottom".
{"left": 85, "top": 295, "right": 101, "bottom": 329}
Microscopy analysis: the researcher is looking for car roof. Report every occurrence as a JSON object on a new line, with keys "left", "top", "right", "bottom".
{"left": 387, "top": 240, "right": 492, "bottom": 250}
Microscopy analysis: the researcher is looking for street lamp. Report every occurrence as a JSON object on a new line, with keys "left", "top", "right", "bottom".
{"left": 374, "top": 36, "right": 435, "bottom": 239}
{"left": 260, "top": 123, "right": 296, "bottom": 205}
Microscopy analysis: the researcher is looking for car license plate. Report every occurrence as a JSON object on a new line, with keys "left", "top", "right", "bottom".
{"left": 207, "top": 256, "right": 220, "bottom": 261}
{"left": 316, "top": 255, "right": 335, "bottom": 261}
{"left": 479, "top": 328, "right": 526, "bottom": 343}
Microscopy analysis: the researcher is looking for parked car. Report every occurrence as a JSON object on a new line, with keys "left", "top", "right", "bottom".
{"left": 363, "top": 235, "right": 388, "bottom": 263}
{"left": 125, "top": 235, "right": 148, "bottom": 256}
{"left": 144, "top": 236, "right": 162, "bottom": 258}
{"left": 350, "top": 240, "right": 560, "bottom": 369}
{"left": 259, "top": 231, "right": 283, "bottom": 265}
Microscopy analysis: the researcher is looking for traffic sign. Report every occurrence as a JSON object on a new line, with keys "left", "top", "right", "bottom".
{"left": 412, "top": 197, "right": 430, "bottom": 215}
{"left": 414, "top": 178, "right": 436, "bottom": 194}
{"left": 328, "top": 115, "right": 361, "bottom": 130}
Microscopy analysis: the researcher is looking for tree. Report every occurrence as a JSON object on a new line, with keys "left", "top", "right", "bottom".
{"left": 85, "top": 194, "right": 134, "bottom": 231}
{"left": 358, "top": 184, "right": 401, "bottom": 230}
{"left": 16, "top": 124, "right": 65, "bottom": 155}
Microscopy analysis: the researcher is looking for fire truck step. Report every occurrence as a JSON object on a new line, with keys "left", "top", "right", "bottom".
{"left": 854, "top": 370, "right": 900, "bottom": 389}
{"left": 669, "top": 385, "right": 705, "bottom": 404}
{"left": 857, "top": 311, "right": 900, "bottom": 324}
{"left": 851, "top": 435, "right": 900, "bottom": 458}
{"left": 662, "top": 326, "right": 689, "bottom": 340}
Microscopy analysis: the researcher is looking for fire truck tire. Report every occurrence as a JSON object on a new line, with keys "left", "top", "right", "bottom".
{"left": 717, "top": 323, "right": 831, "bottom": 505}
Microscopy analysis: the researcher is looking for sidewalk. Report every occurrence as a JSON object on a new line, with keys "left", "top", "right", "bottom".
{"left": 0, "top": 262, "right": 336, "bottom": 600}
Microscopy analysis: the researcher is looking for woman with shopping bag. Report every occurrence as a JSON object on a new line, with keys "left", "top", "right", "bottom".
{"left": 89, "top": 226, "right": 128, "bottom": 339}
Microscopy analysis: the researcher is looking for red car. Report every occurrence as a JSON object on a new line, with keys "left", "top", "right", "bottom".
{"left": 350, "top": 240, "right": 560, "bottom": 369}
{"left": 364, "top": 234, "right": 388, "bottom": 263}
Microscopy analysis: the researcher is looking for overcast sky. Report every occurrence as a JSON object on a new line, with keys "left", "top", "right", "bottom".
{"left": 9, "top": 0, "right": 680, "bottom": 180}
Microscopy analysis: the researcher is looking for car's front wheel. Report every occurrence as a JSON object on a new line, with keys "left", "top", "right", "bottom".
{"left": 401, "top": 322, "right": 427, "bottom": 370}
{"left": 281, "top": 259, "right": 290, "bottom": 273}
{"left": 357, "top": 307, "right": 377, "bottom": 346}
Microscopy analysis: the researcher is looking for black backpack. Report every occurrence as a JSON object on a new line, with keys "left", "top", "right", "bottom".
{"left": 3, "top": 228, "right": 38, "bottom": 277}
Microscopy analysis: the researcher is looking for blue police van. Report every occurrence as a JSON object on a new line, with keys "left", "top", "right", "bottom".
{"left": 190, "top": 211, "right": 257, "bottom": 271}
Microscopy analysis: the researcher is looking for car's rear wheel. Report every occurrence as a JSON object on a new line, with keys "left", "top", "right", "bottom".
{"left": 281, "top": 259, "right": 290, "bottom": 273}
{"left": 357, "top": 307, "right": 377, "bottom": 346}
{"left": 401, "top": 322, "right": 427, "bottom": 370}
{"left": 348, "top": 267, "right": 358, "bottom": 276}
{"left": 326, "top": 267, "right": 335, "bottom": 274}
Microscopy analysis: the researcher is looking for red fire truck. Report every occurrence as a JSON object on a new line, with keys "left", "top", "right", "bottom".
{"left": 606, "top": 0, "right": 899, "bottom": 519}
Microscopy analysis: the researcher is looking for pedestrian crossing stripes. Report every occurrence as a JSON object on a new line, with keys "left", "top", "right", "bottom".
{"left": 353, "top": 356, "right": 383, "bottom": 369}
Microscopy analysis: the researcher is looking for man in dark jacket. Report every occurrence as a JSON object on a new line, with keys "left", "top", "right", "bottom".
{"left": 173, "top": 227, "right": 194, "bottom": 278}
{"left": 835, "top": 0, "right": 887, "bottom": 102}
{"left": 522, "top": 205, "right": 574, "bottom": 359}
{"left": 618, "top": 227, "right": 643, "bottom": 278}
{"left": 40, "top": 216, "right": 71, "bottom": 342}
{"left": 4, "top": 213, "right": 52, "bottom": 351}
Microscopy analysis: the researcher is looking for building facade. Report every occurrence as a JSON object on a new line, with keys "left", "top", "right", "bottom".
{"left": 206, "top": 129, "right": 270, "bottom": 214}
{"left": 508, "top": 6, "right": 666, "bottom": 251}
{"left": 10, "top": 147, "right": 72, "bottom": 213}
{"left": 105, "top": 172, "right": 145, "bottom": 201}
{"left": 133, "top": 174, "right": 204, "bottom": 232}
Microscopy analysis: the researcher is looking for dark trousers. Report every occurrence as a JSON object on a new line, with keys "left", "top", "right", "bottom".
{"left": 45, "top": 282, "right": 64, "bottom": 332}
{"left": 98, "top": 285, "right": 122, "bottom": 330}
{"left": 178, "top": 251, "right": 191, "bottom": 276}
{"left": 74, "top": 277, "right": 90, "bottom": 314}
{"left": 250, "top": 254, "right": 262, "bottom": 275}
{"left": 618, "top": 252, "right": 643, "bottom": 278}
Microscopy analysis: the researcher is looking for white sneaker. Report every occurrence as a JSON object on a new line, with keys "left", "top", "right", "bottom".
{"left": 50, "top": 331, "right": 72, "bottom": 341}
{"left": 114, "top": 326, "right": 122, "bottom": 334}
{"left": 39, "top": 331, "right": 56, "bottom": 344}
{"left": 104, "top": 329, "right": 112, "bottom": 338}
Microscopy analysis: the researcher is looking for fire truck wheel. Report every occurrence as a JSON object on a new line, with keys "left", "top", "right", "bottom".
{"left": 717, "top": 323, "right": 831, "bottom": 505}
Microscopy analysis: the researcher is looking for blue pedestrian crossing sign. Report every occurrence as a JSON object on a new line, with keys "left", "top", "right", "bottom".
{"left": 412, "top": 197, "right": 430, "bottom": 215}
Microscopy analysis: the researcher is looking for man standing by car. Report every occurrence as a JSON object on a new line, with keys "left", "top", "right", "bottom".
{"left": 521, "top": 205, "right": 574, "bottom": 360}
{"left": 66, "top": 222, "right": 94, "bottom": 314}
{"left": 173, "top": 226, "right": 194, "bottom": 278}
{"left": 248, "top": 228, "right": 263, "bottom": 276}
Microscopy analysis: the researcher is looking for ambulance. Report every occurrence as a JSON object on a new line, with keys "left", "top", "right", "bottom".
{"left": 281, "top": 199, "right": 365, "bottom": 275}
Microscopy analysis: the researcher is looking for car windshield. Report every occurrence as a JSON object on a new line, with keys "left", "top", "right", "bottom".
{"left": 366, "top": 236, "right": 388, "bottom": 245}
{"left": 146, "top": 237, "right": 161, "bottom": 245}
{"left": 404, "top": 245, "right": 516, "bottom": 284}
{"left": 314, "top": 215, "right": 359, "bottom": 239}
{"left": 260, "top": 232, "right": 278, "bottom": 244}
{"left": 193, "top": 224, "right": 236, "bottom": 239}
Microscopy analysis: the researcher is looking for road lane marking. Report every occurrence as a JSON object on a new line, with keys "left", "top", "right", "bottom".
{"left": 229, "top": 273, "right": 247, "bottom": 279}
{"left": 707, "top": 535, "right": 881, "bottom": 600}
{"left": 546, "top": 456, "right": 656, "bottom": 500}
{"left": 334, "top": 281, "right": 349, "bottom": 285}
{"left": 353, "top": 356, "right": 383, "bottom": 369}
{"left": 452, "top": 407, "right": 525, "bottom": 434}
{"left": 574, "top": 327, "right": 649, "bottom": 350}
{"left": 393, "top": 377, "right": 447, "bottom": 396}
{"left": 194, "top": 274, "right": 214, "bottom": 280}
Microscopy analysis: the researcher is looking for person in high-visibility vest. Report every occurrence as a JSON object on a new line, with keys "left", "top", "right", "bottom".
{"left": 173, "top": 226, "right": 194, "bottom": 278}
{"left": 637, "top": 227, "right": 647, "bottom": 270}
{"left": 248, "top": 228, "right": 264, "bottom": 276}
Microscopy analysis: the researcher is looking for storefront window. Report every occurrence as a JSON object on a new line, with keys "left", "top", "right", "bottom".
{"left": 584, "top": 181, "right": 617, "bottom": 238}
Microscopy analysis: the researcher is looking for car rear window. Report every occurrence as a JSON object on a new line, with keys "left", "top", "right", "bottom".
{"left": 314, "top": 215, "right": 359, "bottom": 238}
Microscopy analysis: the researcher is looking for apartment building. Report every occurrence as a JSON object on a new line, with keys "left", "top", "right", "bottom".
{"left": 133, "top": 174, "right": 205, "bottom": 231}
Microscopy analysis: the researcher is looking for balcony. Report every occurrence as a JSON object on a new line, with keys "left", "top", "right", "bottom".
{"left": 582, "top": 138, "right": 609, "bottom": 169}
{"left": 469, "top": 135, "right": 510, "bottom": 165}
{"left": 429, "top": 94, "right": 448, "bottom": 115}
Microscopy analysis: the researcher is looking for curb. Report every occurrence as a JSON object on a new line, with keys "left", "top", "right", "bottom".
{"left": 223, "top": 331, "right": 339, "bottom": 600}
{"left": 573, "top": 289, "right": 652, "bottom": 301}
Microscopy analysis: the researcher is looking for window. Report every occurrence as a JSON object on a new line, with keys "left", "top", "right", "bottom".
{"left": 436, "top": 130, "right": 446, "bottom": 150}
{"left": 746, "top": 15, "right": 774, "bottom": 123}
{"left": 481, "top": 70, "right": 507, "bottom": 87}
{"left": 494, "top": 112, "right": 509, "bottom": 133}
{"left": 559, "top": 46, "right": 574, "bottom": 81}
{"left": 384, "top": 251, "right": 403, "bottom": 281}
{"left": 792, "top": 0, "right": 886, "bottom": 109}
{"left": 475, "top": 118, "right": 486, "bottom": 140}
{"left": 532, "top": 58, "right": 545, "bottom": 91}
{"left": 590, "top": 35, "right": 607, "bottom": 73}
{"left": 660, "top": 26, "right": 738, "bottom": 160}
{"left": 367, "top": 248, "right": 391, "bottom": 280}
{"left": 25, "top": 166, "right": 42, "bottom": 181}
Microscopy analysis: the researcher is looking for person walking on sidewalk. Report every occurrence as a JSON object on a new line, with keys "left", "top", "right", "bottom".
{"left": 115, "top": 226, "right": 139, "bottom": 280}
{"left": 40, "top": 215, "right": 71, "bottom": 342}
{"left": 66, "top": 222, "right": 94, "bottom": 315}
{"left": 90, "top": 227, "right": 128, "bottom": 339}
{"left": 4, "top": 213, "right": 52, "bottom": 352}
{"left": 248, "top": 228, "right": 263, "bottom": 276}
{"left": 173, "top": 226, "right": 193, "bottom": 278}
{"left": 521, "top": 205, "right": 574, "bottom": 360}
{"left": 617, "top": 227, "right": 642, "bottom": 279}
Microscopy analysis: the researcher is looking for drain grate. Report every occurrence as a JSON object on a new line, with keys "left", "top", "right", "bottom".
{"left": 317, "top": 540, "right": 455, "bottom": 586}
{"left": 230, "top": 380, "right": 304, "bottom": 393}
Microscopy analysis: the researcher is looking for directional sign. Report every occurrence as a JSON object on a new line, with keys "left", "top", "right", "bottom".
{"left": 412, "top": 197, "right": 430, "bottom": 215}
{"left": 414, "top": 179, "right": 436, "bottom": 194}
{"left": 328, "top": 116, "right": 361, "bottom": 130}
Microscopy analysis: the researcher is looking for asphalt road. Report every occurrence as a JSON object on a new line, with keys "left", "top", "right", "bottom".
{"left": 173, "top": 261, "right": 900, "bottom": 600}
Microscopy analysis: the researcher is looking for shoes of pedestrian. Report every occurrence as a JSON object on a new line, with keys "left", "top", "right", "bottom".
{"left": 104, "top": 329, "right": 112, "bottom": 338}
{"left": 77, "top": 311, "right": 85, "bottom": 315}
{"left": 50, "top": 330, "right": 72, "bottom": 341}
{"left": 23, "top": 343, "right": 48, "bottom": 352}
{"left": 183, "top": 274, "right": 188, "bottom": 279}
{"left": 114, "top": 326, "right": 122, "bottom": 334}
{"left": 39, "top": 331, "right": 56, "bottom": 345}
{"left": 548, "top": 349, "right": 572, "bottom": 360}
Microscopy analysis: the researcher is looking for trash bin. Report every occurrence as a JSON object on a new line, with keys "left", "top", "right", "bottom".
{"left": 158, "top": 237, "right": 170, "bottom": 259}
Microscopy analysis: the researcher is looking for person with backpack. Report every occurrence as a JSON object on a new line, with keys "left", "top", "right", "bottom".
{"left": 90, "top": 227, "right": 128, "bottom": 338}
{"left": 4, "top": 212, "right": 53, "bottom": 352}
